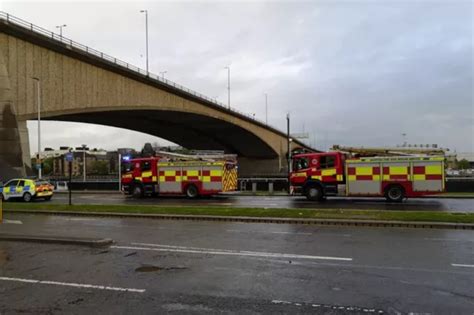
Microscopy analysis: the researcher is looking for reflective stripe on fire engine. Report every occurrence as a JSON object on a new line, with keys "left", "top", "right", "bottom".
{"left": 310, "top": 168, "right": 342, "bottom": 181}
{"left": 382, "top": 166, "right": 409, "bottom": 181}
{"left": 321, "top": 169, "right": 336, "bottom": 176}
{"left": 292, "top": 172, "right": 306, "bottom": 178}
{"left": 202, "top": 169, "right": 222, "bottom": 183}
{"left": 159, "top": 170, "right": 182, "bottom": 182}
{"left": 222, "top": 167, "right": 238, "bottom": 192}
{"left": 182, "top": 170, "right": 199, "bottom": 181}
{"left": 413, "top": 165, "right": 443, "bottom": 181}
{"left": 347, "top": 166, "right": 381, "bottom": 181}
{"left": 142, "top": 171, "right": 152, "bottom": 178}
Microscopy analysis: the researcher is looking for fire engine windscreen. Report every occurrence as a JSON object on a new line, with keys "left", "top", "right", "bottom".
{"left": 293, "top": 157, "right": 309, "bottom": 171}
{"left": 121, "top": 161, "right": 134, "bottom": 173}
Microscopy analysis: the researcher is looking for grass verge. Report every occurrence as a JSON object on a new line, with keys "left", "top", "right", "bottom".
{"left": 4, "top": 203, "right": 474, "bottom": 224}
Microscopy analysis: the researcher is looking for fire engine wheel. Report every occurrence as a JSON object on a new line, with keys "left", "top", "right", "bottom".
{"left": 185, "top": 185, "right": 199, "bottom": 199}
{"left": 385, "top": 185, "right": 404, "bottom": 202}
{"left": 306, "top": 185, "right": 323, "bottom": 201}
{"left": 132, "top": 185, "right": 144, "bottom": 199}
{"left": 23, "top": 192, "right": 32, "bottom": 202}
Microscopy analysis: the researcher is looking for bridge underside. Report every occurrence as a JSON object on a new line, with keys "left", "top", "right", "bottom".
{"left": 45, "top": 110, "right": 279, "bottom": 158}
{"left": 41, "top": 110, "right": 286, "bottom": 177}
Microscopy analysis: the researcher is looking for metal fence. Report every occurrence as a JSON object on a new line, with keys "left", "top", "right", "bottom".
{"left": 0, "top": 11, "right": 287, "bottom": 133}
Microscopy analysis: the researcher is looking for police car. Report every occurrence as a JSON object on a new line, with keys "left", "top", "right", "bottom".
{"left": 0, "top": 178, "right": 54, "bottom": 202}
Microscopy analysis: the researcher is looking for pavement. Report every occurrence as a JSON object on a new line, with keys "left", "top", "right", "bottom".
{"left": 45, "top": 193, "right": 474, "bottom": 212}
{"left": 1, "top": 213, "right": 473, "bottom": 314}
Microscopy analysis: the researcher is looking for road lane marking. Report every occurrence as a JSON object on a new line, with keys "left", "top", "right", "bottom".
{"left": 3, "top": 220, "right": 23, "bottom": 224}
{"left": 271, "top": 300, "right": 382, "bottom": 313}
{"left": 0, "top": 276, "right": 145, "bottom": 293}
{"left": 451, "top": 263, "right": 474, "bottom": 268}
{"left": 113, "top": 243, "right": 352, "bottom": 261}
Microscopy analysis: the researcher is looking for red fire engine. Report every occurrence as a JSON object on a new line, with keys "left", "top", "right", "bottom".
{"left": 290, "top": 151, "right": 445, "bottom": 202}
{"left": 121, "top": 155, "right": 238, "bottom": 198}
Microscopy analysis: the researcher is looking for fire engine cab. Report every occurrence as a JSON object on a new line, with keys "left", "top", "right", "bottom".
{"left": 290, "top": 151, "right": 445, "bottom": 202}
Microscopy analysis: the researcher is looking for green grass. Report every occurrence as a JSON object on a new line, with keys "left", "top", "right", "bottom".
{"left": 3, "top": 203, "right": 474, "bottom": 224}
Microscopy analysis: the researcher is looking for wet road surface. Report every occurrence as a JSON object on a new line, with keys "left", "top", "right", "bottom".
{"left": 46, "top": 193, "right": 474, "bottom": 212}
{"left": 1, "top": 213, "right": 473, "bottom": 314}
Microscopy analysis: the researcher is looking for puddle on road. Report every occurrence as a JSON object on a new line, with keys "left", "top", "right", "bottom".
{"left": 135, "top": 265, "right": 187, "bottom": 273}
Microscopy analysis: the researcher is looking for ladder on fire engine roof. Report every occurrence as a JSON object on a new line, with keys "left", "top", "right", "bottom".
{"left": 331, "top": 145, "right": 447, "bottom": 157}
{"left": 156, "top": 150, "right": 237, "bottom": 162}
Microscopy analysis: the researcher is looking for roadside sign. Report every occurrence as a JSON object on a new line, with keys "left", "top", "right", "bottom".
{"left": 65, "top": 152, "right": 74, "bottom": 162}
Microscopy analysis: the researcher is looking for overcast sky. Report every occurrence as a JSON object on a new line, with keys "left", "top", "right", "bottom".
{"left": 2, "top": 0, "right": 473, "bottom": 153}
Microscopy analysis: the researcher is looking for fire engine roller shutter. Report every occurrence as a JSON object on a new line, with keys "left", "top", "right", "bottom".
{"left": 412, "top": 161, "right": 444, "bottom": 192}
{"left": 202, "top": 164, "right": 223, "bottom": 191}
{"left": 181, "top": 166, "right": 202, "bottom": 193}
{"left": 158, "top": 166, "right": 183, "bottom": 193}
{"left": 346, "top": 162, "right": 382, "bottom": 195}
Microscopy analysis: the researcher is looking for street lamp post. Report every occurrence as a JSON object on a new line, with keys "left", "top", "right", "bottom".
{"left": 81, "top": 144, "right": 87, "bottom": 182}
{"left": 55, "top": 24, "right": 67, "bottom": 37}
{"left": 287, "top": 113, "right": 291, "bottom": 193}
{"left": 140, "top": 10, "right": 149, "bottom": 74}
{"left": 159, "top": 71, "right": 167, "bottom": 79}
{"left": 32, "top": 77, "right": 41, "bottom": 179}
{"left": 265, "top": 93, "right": 268, "bottom": 124}
{"left": 224, "top": 66, "right": 230, "bottom": 109}
{"left": 118, "top": 153, "right": 122, "bottom": 192}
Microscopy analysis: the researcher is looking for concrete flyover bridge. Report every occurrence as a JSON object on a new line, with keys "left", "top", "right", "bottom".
{"left": 0, "top": 12, "right": 314, "bottom": 179}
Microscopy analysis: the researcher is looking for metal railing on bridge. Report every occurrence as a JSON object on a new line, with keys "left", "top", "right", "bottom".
{"left": 0, "top": 11, "right": 287, "bottom": 134}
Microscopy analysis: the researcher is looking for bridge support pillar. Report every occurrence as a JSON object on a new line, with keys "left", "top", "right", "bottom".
{"left": 0, "top": 51, "right": 29, "bottom": 181}
{"left": 237, "top": 157, "right": 288, "bottom": 178}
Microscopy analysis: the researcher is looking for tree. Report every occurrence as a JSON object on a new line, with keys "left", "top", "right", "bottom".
{"left": 42, "top": 157, "right": 54, "bottom": 175}
{"left": 90, "top": 160, "right": 109, "bottom": 175}
{"left": 457, "top": 159, "right": 470, "bottom": 170}
{"left": 30, "top": 157, "right": 54, "bottom": 175}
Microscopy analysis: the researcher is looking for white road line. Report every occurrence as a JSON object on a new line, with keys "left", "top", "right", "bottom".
{"left": 3, "top": 220, "right": 23, "bottom": 225}
{"left": 114, "top": 244, "right": 352, "bottom": 261}
{"left": 451, "top": 263, "right": 474, "bottom": 268}
{"left": 0, "top": 276, "right": 145, "bottom": 293}
{"left": 271, "top": 300, "right": 381, "bottom": 313}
